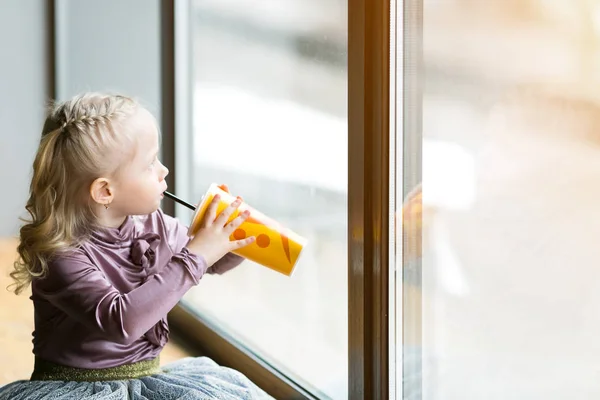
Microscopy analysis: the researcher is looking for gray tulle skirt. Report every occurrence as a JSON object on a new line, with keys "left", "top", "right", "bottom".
{"left": 0, "top": 357, "right": 273, "bottom": 400}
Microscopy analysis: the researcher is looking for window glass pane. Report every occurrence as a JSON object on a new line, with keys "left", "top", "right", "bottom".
{"left": 410, "top": 1, "right": 600, "bottom": 398}
{"left": 182, "top": 1, "right": 348, "bottom": 398}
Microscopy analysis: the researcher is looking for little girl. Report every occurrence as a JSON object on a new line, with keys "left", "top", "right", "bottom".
{"left": 0, "top": 93, "right": 273, "bottom": 399}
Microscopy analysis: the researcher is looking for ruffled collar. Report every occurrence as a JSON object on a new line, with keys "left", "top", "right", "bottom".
{"left": 91, "top": 216, "right": 136, "bottom": 245}
{"left": 91, "top": 216, "right": 161, "bottom": 270}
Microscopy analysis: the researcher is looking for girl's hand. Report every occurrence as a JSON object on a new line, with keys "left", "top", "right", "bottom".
{"left": 186, "top": 195, "right": 254, "bottom": 267}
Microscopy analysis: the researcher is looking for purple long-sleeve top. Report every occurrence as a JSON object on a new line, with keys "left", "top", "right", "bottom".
{"left": 30, "top": 208, "right": 243, "bottom": 369}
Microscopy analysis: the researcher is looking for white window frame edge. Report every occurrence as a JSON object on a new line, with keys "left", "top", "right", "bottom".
{"left": 389, "top": 0, "right": 401, "bottom": 397}
{"left": 174, "top": 0, "right": 194, "bottom": 222}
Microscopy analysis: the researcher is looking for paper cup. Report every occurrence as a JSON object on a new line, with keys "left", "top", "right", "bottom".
{"left": 188, "top": 183, "right": 307, "bottom": 276}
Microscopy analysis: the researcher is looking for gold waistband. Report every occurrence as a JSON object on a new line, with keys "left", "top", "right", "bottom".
{"left": 30, "top": 356, "right": 161, "bottom": 382}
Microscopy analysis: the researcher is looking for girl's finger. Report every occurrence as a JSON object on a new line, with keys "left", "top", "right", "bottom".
{"left": 230, "top": 236, "right": 255, "bottom": 250}
{"left": 214, "top": 198, "right": 242, "bottom": 227}
{"left": 202, "top": 195, "right": 221, "bottom": 228}
{"left": 224, "top": 210, "right": 251, "bottom": 234}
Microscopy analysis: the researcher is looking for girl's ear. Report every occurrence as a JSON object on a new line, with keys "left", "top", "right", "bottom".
{"left": 90, "top": 177, "right": 114, "bottom": 206}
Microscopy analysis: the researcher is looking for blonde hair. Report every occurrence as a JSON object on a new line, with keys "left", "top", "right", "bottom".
{"left": 10, "top": 92, "right": 139, "bottom": 294}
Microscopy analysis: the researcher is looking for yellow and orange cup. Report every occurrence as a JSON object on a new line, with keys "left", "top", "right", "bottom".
{"left": 187, "top": 183, "right": 307, "bottom": 276}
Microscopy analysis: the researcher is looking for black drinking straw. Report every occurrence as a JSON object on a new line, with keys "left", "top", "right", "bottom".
{"left": 163, "top": 191, "right": 196, "bottom": 211}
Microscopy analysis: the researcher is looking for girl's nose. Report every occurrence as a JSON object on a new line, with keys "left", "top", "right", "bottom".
{"left": 159, "top": 161, "right": 169, "bottom": 180}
